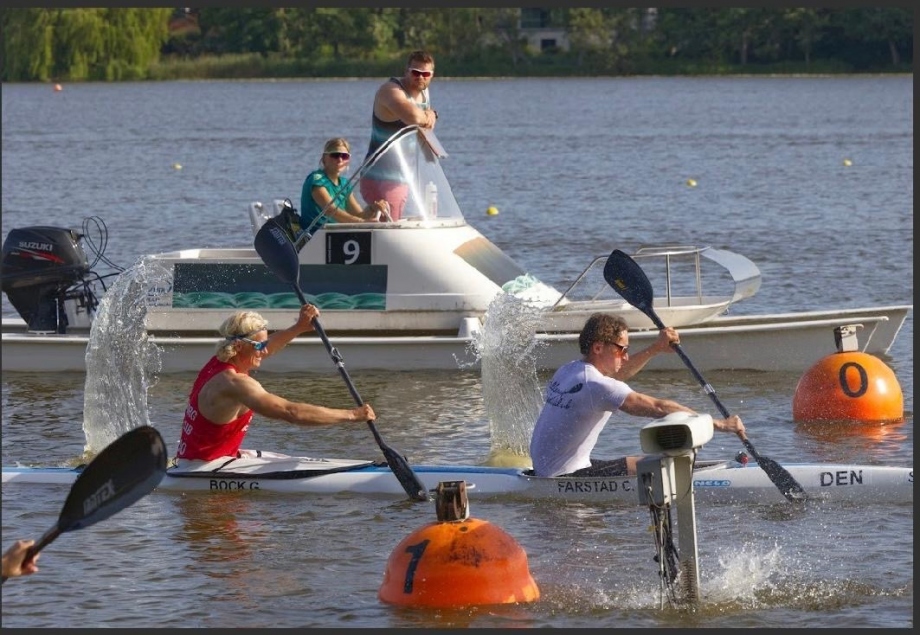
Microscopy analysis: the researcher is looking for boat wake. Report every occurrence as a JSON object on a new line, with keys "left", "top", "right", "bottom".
{"left": 82, "top": 256, "right": 170, "bottom": 457}
{"left": 465, "top": 292, "right": 546, "bottom": 467}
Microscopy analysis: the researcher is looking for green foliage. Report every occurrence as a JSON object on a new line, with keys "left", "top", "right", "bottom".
{"left": 1, "top": 8, "right": 55, "bottom": 81}
{"left": 1, "top": 7, "right": 912, "bottom": 83}
{"left": 2, "top": 8, "right": 170, "bottom": 81}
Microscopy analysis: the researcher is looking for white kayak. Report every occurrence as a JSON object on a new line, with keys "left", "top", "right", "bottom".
{"left": 2, "top": 455, "right": 912, "bottom": 505}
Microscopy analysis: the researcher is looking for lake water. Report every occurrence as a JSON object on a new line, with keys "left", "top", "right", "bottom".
{"left": 0, "top": 76, "right": 913, "bottom": 628}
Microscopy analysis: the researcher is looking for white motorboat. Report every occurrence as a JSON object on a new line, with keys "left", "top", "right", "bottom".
{"left": 1, "top": 126, "right": 911, "bottom": 374}
{"left": 1, "top": 454, "right": 912, "bottom": 506}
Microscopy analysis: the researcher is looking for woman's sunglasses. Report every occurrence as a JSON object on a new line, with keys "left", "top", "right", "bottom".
{"left": 325, "top": 152, "right": 350, "bottom": 161}
{"left": 236, "top": 337, "right": 269, "bottom": 352}
{"left": 409, "top": 68, "right": 433, "bottom": 78}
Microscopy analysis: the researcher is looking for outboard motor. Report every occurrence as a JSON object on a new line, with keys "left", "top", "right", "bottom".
{"left": 1, "top": 226, "right": 98, "bottom": 333}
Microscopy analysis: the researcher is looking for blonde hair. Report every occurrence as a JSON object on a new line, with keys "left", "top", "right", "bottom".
{"left": 215, "top": 311, "right": 269, "bottom": 362}
{"left": 323, "top": 137, "right": 350, "bottom": 154}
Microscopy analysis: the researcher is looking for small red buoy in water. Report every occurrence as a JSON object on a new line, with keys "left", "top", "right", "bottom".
{"left": 379, "top": 481, "right": 539, "bottom": 608}
{"left": 53, "top": 83, "right": 62, "bottom": 92}
{"left": 792, "top": 350, "right": 903, "bottom": 424}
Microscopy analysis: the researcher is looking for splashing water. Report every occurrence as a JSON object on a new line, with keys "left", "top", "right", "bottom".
{"left": 705, "top": 542, "right": 786, "bottom": 605}
{"left": 465, "top": 293, "right": 546, "bottom": 467}
{"left": 82, "top": 256, "right": 170, "bottom": 456}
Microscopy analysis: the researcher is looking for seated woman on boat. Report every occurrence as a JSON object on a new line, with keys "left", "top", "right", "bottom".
{"left": 529, "top": 313, "right": 745, "bottom": 478}
{"left": 299, "top": 137, "right": 392, "bottom": 235}
{"left": 174, "top": 306, "right": 376, "bottom": 463}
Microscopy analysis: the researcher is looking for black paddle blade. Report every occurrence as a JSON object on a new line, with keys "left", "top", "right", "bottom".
{"left": 380, "top": 443, "right": 429, "bottom": 501}
{"left": 757, "top": 457, "right": 807, "bottom": 503}
{"left": 2, "top": 427, "right": 167, "bottom": 583}
{"left": 740, "top": 438, "right": 807, "bottom": 503}
{"left": 253, "top": 215, "right": 302, "bottom": 287}
{"left": 602, "top": 249, "right": 664, "bottom": 328}
{"left": 61, "top": 425, "right": 167, "bottom": 532}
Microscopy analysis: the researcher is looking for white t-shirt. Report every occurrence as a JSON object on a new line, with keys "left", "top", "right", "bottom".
{"left": 529, "top": 360, "right": 633, "bottom": 477}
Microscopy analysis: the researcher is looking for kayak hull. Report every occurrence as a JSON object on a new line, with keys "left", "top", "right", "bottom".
{"left": 3, "top": 457, "right": 912, "bottom": 505}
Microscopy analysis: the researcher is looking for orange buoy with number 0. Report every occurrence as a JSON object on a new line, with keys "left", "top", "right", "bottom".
{"left": 792, "top": 351, "right": 903, "bottom": 424}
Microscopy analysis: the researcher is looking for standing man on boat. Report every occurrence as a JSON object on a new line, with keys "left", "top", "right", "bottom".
{"left": 174, "top": 306, "right": 376, "bottom": 462}
{"left": 360, "top": 50, "right": 437, "bottom": 221}
{"left": 529, "top": 313, "right": 745, "bottom": 477}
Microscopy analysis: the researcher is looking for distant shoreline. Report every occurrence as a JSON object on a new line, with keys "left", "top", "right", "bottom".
{"left": 9, "top": 72, "right": 912, "bottom": 85}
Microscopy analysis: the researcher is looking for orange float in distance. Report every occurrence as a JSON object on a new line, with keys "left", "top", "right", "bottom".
{"left": 792, "top": 351, "right": 903, "bottom": 424}
{"left": 379, "top": 517, "right": 539, "bottom": 608}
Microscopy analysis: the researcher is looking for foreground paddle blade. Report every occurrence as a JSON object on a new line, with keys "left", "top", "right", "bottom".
{"left": 1, "top": 426, "right": 166, "bottom": 583}
{"left": 603, "top": 248, "right": 807, "bottom": 504}
{"left": 61, "top": 425, "right": 167, "bottom": 532}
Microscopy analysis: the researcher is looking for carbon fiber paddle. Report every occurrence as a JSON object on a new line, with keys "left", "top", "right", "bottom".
{"left": 254, "top": 216, "right": 428, "bottom": 502}
{"left": 2, "top": 425, "right": 167, "bottom": 583}
{"left": 603, "top": 248, "right": 807, "bottom": 504}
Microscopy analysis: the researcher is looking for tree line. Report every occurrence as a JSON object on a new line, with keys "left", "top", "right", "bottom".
{"left": 1, "top": 7, "right": 913, "bottom": 82}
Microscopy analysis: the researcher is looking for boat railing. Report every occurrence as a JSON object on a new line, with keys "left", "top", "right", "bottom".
{"left": 633, "top": 244, "right": 705, "bottom": 306}
{"left": 550, "top": 244, "right": 718, "bottom": 311}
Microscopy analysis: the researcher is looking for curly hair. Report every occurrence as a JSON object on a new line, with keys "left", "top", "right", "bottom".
{"left": 214, "top": 311, "right": 269, "bottom": 362}
{"left": 579, "top": 313, "right": 628, "bottom": 356}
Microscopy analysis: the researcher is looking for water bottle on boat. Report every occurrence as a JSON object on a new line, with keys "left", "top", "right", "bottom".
{"left": 425, "top": 181, "right": 438, "bottom": 218}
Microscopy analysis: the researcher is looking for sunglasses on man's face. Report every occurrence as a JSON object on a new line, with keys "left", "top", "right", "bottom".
{"left": 409, "top": 68, "right": 433, "bottom": 78}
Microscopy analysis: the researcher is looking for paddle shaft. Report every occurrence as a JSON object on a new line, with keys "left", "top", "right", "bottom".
{"left": 603, "top": 249, "right": 806, "bottom": 503}
{"left": 640, "top": 310, "right": 766, "bottom": 459}
{"left": 253, "top": 218, "right": 427, "bottom": 500}
{"left": 288, "top": 286, "right": 379, "bottom": 435}
{"left": 1, "top": 526, "right": 60, "bottom": 583}
{"left": 287, "top": 284, "right": 428, "bottom": 501}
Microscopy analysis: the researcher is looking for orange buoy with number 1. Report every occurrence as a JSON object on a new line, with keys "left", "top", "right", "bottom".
{"left": 379, "top": 481, "right": 539, "bottom": 608}
{"left": 792, "top": 350, "right": 903, "bottom": 424}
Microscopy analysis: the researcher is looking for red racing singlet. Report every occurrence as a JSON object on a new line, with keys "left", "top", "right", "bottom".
{"left": 175, "top": 356, "right": 254, "bottom": 460}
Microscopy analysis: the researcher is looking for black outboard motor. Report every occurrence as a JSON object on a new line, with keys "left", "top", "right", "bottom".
{"left": 1, "top": 226, "right": 97, "bottom": 333}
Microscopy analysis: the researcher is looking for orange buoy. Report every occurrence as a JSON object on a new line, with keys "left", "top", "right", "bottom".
{"left": 792, "top": 351, "right": 903, "bottom": 424}
{"left": 379, "top": 481, "right": 539, "bottom": 608}
{"left": 53, "top": 83, "right": 62, "bottom": 92}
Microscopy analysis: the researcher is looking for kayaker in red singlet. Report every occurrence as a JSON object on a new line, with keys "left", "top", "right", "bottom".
{"left": 175, "top": 305, "right": 375, "bottom": 462}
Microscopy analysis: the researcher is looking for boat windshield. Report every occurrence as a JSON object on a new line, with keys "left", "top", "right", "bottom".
{"left": 349, "top": 126, "right": 462, "bottom": 223}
